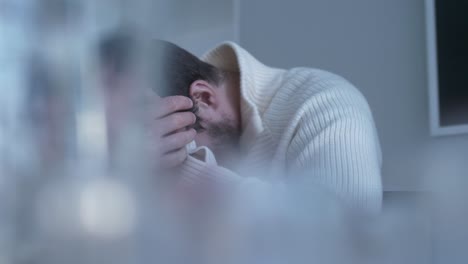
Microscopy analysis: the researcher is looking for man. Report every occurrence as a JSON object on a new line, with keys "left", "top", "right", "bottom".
{"left": 99, "top": 33, "right": 382, "bottom": 215}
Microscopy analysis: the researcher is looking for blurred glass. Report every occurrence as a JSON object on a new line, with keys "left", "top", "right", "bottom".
{"left": 0, "top": 0, "right": 176, "bottom": 263}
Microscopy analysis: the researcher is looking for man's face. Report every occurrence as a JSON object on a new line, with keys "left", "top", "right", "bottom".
{"left": 190, "top": 79, "right": 241, "bottom": 164}
{"left": 101, "top": 67, "right": 241, "bottom": 166}
{"left": 194, "top": 110, "right": 239, "bottom": 155}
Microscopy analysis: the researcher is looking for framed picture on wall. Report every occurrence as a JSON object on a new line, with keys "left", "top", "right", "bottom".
{"left": 425, "top": 0, "right": 468, "bottom": 136}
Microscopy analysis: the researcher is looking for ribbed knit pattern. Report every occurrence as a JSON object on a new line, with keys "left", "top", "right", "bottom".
{"left": 179, "top": 42, "right": 382, "bottom": 214}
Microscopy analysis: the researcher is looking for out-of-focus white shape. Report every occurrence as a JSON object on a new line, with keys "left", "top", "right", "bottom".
{"left": 76, "top": 108, "right": 108, "bottom": 161}
{"left": 36, "top": 177, "right": 136, "bottom": 240}
{"left": 79, "top": 179, "right": 136, "bottom": 239}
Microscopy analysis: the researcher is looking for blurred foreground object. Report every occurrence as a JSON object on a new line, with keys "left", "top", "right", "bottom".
{"left": 0, "top": 0, "right": 177, "bottom": 263}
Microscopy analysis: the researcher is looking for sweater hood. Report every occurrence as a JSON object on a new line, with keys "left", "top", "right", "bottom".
{"left": 201, "top": 42, "right": 284, "bottom": 147}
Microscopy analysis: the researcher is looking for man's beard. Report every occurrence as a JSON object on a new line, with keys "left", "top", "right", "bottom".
{"left": 206, "top": 118, "right": 240, "bottom": 153}
{"left": 190, "top": 101, "right": 241, "bottom": 166}
{"left": 191, "top": 101, "right": 239, "bottom": 149}
{"left": 204, "top": 117, "right": 241, "bottom": 168}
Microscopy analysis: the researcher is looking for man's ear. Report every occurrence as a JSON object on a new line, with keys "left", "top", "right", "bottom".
{"left": 189, "top": 80, "right": 217, "bottom": 109}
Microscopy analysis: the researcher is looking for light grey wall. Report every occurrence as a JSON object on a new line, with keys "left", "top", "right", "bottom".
{"left": 161, "top": 0, "right": 235, "bottom": 56}
{"left": 238, "top": 0, "right": 468, "bottom": 191}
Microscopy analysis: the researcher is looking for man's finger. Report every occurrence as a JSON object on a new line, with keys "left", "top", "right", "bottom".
{"left": 155, "top": 112, "right": 196, "bottom": 136}
{"left": 160, "top": 147, "right": 188, "bottom": 168}
{"left": 160, "top": 129, "right": 196, "bottom": 154}
{"left": 153, "top": 96, "right": 193, "bottom": 118}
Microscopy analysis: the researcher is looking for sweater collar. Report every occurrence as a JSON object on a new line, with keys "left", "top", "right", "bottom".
{"left": 201, "top": 42, "right": 283, "bottom": 147}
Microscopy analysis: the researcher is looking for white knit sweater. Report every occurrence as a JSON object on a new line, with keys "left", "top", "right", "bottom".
{"left": 180, "top": 42, "right": 382, "bottom": 214}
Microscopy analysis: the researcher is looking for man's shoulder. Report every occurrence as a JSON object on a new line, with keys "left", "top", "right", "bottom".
{"left": 281, "top": 67, "right": 354, "bottom": 94}
{"left": 271, "top": 67, "right": 369, "bottom": 112}
{"left": 263, "top": 67, "right": 374, "bottom": 133}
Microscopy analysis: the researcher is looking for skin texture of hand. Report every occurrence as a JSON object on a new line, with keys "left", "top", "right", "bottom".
{"left": 145, "top": 95, "right": 197, "bottom": 169}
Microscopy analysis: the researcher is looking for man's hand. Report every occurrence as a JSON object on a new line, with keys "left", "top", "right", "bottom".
{"left": 145, "top": 95, "right": 197, "bottom": 169}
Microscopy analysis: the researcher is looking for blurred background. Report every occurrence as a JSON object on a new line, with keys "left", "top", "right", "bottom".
{"left": 1, "top": 0, "right": 467, "bottom": 263}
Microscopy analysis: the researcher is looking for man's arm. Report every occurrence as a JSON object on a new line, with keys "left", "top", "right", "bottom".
{"left": 178, "top": 86, "right": 382, "bottom": 212}
{"left": 287, "top": 109, "right": 383, "bottom": 214}
{"left": 279, "top": 81, "right": 383, "bottom": 214}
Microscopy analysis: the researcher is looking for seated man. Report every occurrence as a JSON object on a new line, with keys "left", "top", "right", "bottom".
{"left": 99, "top": 33, "right": 382, "bottom": 216}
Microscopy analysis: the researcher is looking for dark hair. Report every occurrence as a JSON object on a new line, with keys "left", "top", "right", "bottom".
{"left": 98, "top": 31, "right": 224, "bottom": 97}
{"left": 98, "top": 31, "right": 224, "bottom": 131}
